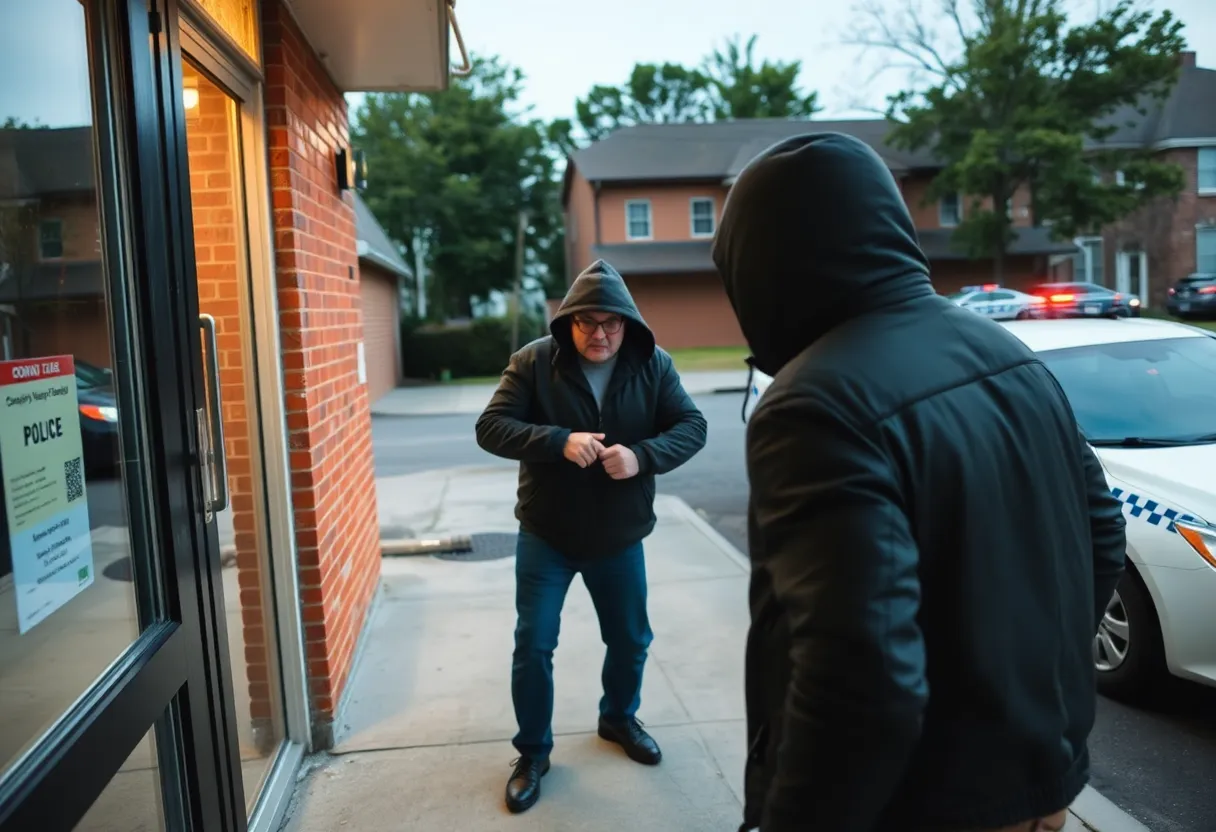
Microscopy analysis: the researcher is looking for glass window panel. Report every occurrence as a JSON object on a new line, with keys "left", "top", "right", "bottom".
{"left": 0, "top": 0, "right": 146, "bottom": 776}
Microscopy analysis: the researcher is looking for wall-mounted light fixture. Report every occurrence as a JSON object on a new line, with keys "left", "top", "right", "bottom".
{"left": 336, "top": 147, "right": 368, "bottom": 192}
{"left": 183, "top": 74, "right": 200, "bottom": 113}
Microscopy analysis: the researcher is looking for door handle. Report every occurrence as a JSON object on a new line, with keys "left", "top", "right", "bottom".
{"left": 198, "top": 314, "right": 230, "bottom": 516}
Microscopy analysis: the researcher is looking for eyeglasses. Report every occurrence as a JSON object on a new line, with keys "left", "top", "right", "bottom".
{"left": 572, "top": 315, "right": 624, "bottom": 335}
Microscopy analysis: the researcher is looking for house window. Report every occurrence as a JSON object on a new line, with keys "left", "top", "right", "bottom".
{"left": 625, "top": 200, "right": 652, "bottom": 241}
{"left": 939, "top": 193, "right": 961, "bottom": 227}
{"left": 1198, "top": 226, "right": 1216, "bottom": 274}
{"left": 1199, "top": 148, "right": 1216, "bottom": 194}
{"left": 690, "top": 198, "right": 715, "bottom": 237}
{"left": 38, "top": 219, "right": 64, "bottom": 259}
{"left": 1072, "top": 236, "right": 1105, "bottom": 285}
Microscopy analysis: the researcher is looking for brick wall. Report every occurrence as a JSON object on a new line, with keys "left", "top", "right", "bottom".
{"left": 183, "top": 74, "right": 280, "bottom": 753}
{"left": 623, "top": 274, "right": 744, "bottom": 350}
{"left": 1101, "top": 147, "right": 1216, "bottom": 308}
{"left": 262, "top": 0, "right": 381, "bottom": 749}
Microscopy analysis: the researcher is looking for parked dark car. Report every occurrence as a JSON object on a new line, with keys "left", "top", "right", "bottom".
{"left": 1166, "top": 273, "right": 1216, "bottom": 320}
{"left": 1028, "top": 282, "right": 1142, "bottom": 319}
{"left": 76, "top": 359, "right": 119, "bottom": 477}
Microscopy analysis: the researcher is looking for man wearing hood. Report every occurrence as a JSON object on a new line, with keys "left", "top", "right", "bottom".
{"left": 713, "top": 133, "right": 1126, "bottom": 832}
{"left": 476, "top": 259, "right": 707, "bottom": 814}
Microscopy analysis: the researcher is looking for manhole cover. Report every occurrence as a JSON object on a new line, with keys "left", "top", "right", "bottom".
{"left": 103, "top": 557, "right": 134, "bottom": 582}
{"left": 433, "top": 532, "right": 517, "bottom": 562}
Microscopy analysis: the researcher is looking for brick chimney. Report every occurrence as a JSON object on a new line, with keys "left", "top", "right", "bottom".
{"left": 1180, "top": 51, "right": 1196, "bottom": 69}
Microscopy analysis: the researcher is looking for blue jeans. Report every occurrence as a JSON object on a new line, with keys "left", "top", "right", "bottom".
{"left": 511, "top": 530, "right": 653, "bottom": 759}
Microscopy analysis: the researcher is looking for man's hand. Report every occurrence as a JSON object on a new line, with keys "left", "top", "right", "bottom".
{"left": 600, "top": 444, "right": 640, "bottom": 480}
{"left": 564, "top": 432, "right": 605, "bottom": 468}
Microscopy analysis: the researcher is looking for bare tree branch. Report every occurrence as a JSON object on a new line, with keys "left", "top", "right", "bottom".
{"left": 844, "top": 0, "right": 967, "bottom": 93}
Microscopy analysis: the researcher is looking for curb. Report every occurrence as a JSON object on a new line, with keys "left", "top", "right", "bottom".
{"left": 662, "top": 497, "right": 1148, "bottom": 832}
{"left": 1071, "top": 786, "right": 1150, "bottom": 832}
{"left": 660, "top": 494, "right": 750, "bottom": 572}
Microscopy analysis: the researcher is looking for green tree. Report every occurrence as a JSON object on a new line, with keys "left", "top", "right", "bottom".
{"left": 703, "top": 34, "right": 820, "bottom": 120}
{"left": 351, "top": 56, "right": 565, "bottom": 319}
{"left": 575, "top": 63, "right": 710, "bottom": 142}
{"left": 853, "top": 0, "right": 1186, "bottom": 281}
{"left": 573, "top": 35, "right": 820, "bottom": 142}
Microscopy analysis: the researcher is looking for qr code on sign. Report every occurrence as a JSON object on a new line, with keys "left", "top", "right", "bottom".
{"left": 65, "top": 456, "right": 84, "bottom": 502}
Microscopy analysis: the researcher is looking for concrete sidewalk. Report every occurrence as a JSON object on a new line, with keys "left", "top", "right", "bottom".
{"left": 372, "top": 369, "right": 749, "bottom": 417}
{"left": 279, "top": 467, "right": 1145, "bottom": 832}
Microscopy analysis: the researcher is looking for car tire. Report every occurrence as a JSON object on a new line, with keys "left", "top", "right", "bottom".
{"left": 1095, "top": 571, "right": 1167, "bottom": 703}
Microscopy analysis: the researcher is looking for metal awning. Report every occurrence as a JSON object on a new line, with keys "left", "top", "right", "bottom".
{"left": 284, "top": 0, "right": 468, "bottom": 92}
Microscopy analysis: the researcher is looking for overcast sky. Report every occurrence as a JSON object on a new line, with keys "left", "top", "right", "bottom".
{"left": 428, "top": 0, "right": 1214, "bottom": 123}
{"left": 1, "top": 0, "right": 1210, "bottom": 129}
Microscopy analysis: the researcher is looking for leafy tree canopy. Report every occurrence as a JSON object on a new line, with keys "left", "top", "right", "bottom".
{"left": 852, "top": 0, "right": 1186, "bottom": 278}
{"left": 351, "top": 56, "right": 565, "bottom": 318}
{"left": 575, "top": 35, "right": 820, "bottom": 142}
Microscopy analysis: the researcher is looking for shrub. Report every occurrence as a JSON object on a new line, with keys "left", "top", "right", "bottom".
{"left": 400, "top": 314, "right": 547, "bottom": 379}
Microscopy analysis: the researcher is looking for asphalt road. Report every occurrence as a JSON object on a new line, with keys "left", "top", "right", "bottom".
{"left": 372, "top": 391, "right": 1216, "bottom": 832}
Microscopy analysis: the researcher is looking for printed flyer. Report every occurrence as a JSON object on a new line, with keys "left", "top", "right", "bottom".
{"left": 0, "top": 355, "right": 95, "bottom": 633}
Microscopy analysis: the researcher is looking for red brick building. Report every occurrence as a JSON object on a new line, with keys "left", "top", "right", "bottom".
{"left": 561, "top": 53, "right": 1216, "bottom": 349}
{"left": 0, "top": 0, "right": 451, "bottom": 828}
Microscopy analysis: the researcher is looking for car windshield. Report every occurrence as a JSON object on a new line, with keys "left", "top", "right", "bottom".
{"left": 1039, "top": 336, "right": 1216, "bottom": 444}
{"left": 75, "top": 360, "right": 111, "bottom": 390}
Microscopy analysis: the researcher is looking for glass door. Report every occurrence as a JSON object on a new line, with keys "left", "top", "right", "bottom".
{"left": 0, "top": 0, "right": 242, "bottom": 829}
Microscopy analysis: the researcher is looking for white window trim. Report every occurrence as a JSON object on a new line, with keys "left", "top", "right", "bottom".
{"left": 1197, "top": 224, "right": 1216, "bottom": 274}
{"left": 939, "top": 192, "right": 962, "bottom": 227}
{"left": 1074, "top": 235, "right": 1104, "bottom": 284}
{"left": 1198, "top": 148, "right": 1216, "bottom": 196}
{"left": 38, "top": 218, "right": 64, "bottom": 260}
{"left": 689, "top": 197, "right": 715, "bottom": 238}
{"left": 624, "top": 199, "right": 653, "bottom": 241}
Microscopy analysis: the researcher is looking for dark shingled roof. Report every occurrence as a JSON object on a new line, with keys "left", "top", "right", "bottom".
{"left": 0, "top": 261, "right": 104, "bottom": 302}
{"left": 570, "top": 64, "right": 1216, "bottom": 183}
{"left": 917, "top": 227, "right": 1078, "bottom": 260}
{"left": 0, "top": 127, "right": 95, "bottom": 199}
{"left": 587, "top": 228, "right": 1077, "bottom": 275}
{"left": 354, "top": 193, "right": 412, "bottom": 281}
{"left": 572, "top": 119, "right": 939, "bottom": 183}
{"left": 590, "top": 241, "right": 714, "bottom": 275}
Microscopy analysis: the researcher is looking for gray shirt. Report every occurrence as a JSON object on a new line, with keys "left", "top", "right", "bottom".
{"left": 579, "top": 354, "right": 618, "bottom": 409}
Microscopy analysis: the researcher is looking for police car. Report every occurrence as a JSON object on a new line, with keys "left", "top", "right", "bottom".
{"left": 949, "top": 284, "right": 1046, "bottom": 320}
{"left": 741, "top": 318, "right": 1216, "bottom": 702}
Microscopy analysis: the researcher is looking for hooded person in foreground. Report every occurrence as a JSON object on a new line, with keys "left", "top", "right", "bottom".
{"left": 475, "top": 260, "right": 707, "bottom": 815}
{"left": 713, "top": 133, "right": 1127, "bottom": 832}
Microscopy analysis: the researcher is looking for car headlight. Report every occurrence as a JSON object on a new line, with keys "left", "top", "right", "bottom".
{"left": 80, "top": 404, "right": 118, "bottom": 423}
{"left": 1175, "top": 519, "right": 1216, "bottom": 570}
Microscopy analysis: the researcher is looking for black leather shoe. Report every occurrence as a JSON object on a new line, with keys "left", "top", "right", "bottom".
{"left": 505, "top": 755, "right": 550, "bottom": 814}
{"left": 597, "top": 716, "right": 662, "bottom": 765}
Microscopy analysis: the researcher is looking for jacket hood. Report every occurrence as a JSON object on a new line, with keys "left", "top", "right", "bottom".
{"left": 550, "top": 259, "right": 656, "bottom": 361}
{"left": 712, "top": 132, "right": 934, "bottom": 376}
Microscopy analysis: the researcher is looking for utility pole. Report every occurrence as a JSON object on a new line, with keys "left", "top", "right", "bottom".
{"left": 412, "top": 227, "right": 430, "bottom": 319}
{"left": 510, "top": 209, "right": 527, "bottom": 353}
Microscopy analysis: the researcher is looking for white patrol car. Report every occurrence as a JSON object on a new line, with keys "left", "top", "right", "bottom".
{"left": 949, "top": 284, "right": 1046, "bottom": 321}
{"left": 741, "top": 318, "right": 1216, "bottom": 702}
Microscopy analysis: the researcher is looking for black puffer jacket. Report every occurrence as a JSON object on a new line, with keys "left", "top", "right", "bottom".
{"left": 713, "top": 133, "right": 1128, "bottom": 832}
{"left": 475, "top": 260, "right": 707, "bottom": 558}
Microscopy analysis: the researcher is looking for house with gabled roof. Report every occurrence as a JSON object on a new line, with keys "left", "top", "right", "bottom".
{"left": 559, "top": 51, "right": 1216, "bottom": 349}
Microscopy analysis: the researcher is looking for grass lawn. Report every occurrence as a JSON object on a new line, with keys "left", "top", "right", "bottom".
{"left": 441, "top": 375, "right": 501, "bottom": 386}
{"left": 669, "top": 346, "right": 750, "bottom": 373}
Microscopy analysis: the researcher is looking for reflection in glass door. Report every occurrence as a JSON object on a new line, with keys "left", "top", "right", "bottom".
{"left": 0, "top": 0, "right": 236, "bottom": 828}
{"left": 181, "top": 59, "right": 288, "bottom": 811}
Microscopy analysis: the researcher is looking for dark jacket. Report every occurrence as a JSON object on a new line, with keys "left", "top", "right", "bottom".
{"left": 475, "top": 260, "right": 707, "bottom": 558}
{"left": 712, "top": 133, "right": 1128, "bottom": 832}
